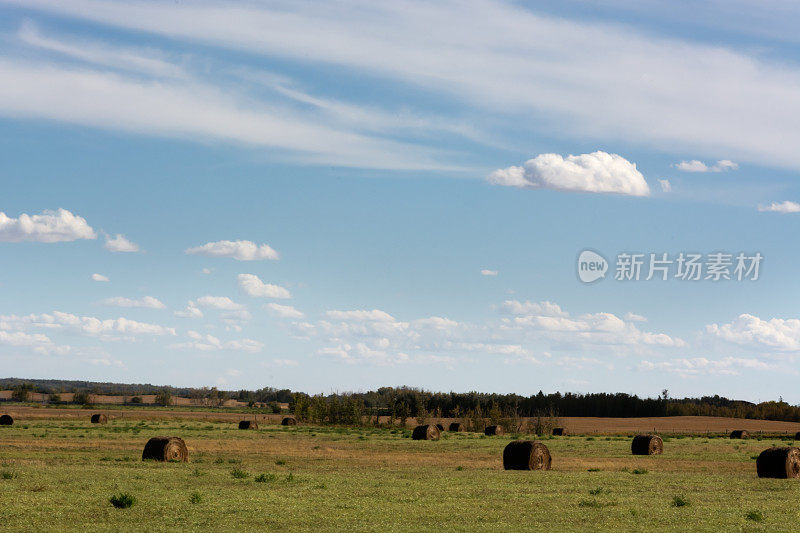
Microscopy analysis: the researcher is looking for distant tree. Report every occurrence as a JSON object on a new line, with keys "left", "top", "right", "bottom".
{"left": 269, "top": 401, "right": 281, "bottom": 414}
{"left": 73, "top": 390, "right": 91, "bottom": 406}
{"left": 129, "top": 396, "right": 143, "bottom": 404}
{"left": 49, "top": 393, "right": 61, "bottom": 404}
{"left": 154, "top": 390, "right": 172, "bottom": 406}
{"left": 12, "top": 383, "right": 35, "bottom": 402}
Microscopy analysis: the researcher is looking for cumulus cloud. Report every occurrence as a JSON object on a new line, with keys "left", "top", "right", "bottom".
{"left": 195, "top": 296, "right": 243, "bottom": 310}
{"left": 1, "top": 311, "right": 175, "bottom": 338}
{"left": 0, "top": 208, "right": 96, "bottom": 243}
{"left": 488, "top": 152, "right": 650, "bottom": 196}
{"left": 102, "top": 296, "right": 165, "bottom": 309}
{"left": 104, "top": 233, "right": 140, "bottom": 252}
{"left": 169, "top": 330, "right": 263, "bottom": 353}
{"left": 500, "top": 300, "right": 567, "bottom": 317}
{"left": 186, "top": 240, "right": 279, "bottom": 261}
{"left": 325, "top": 309, "right": 396, "bottom": 322}
{"left": 758, "top": 201, "right": 800, "bottom": 214}
{"left": 237, "top": 274, "right": 291, "bottom": 299}
{"left": 658, "top": 179, "right": 672, "bottom": 193}
{"left": 266, "top": 303, "right": 305, "bottom": 319}
{"left": 0, "top": 329, "right": 69, "bottom": 355}
{"left": 480, "top": 269, "right": 498, "bottom": 276}
{"left": 174, "top": 301, "right": 202, "bottom": 318}
{"left": 675, "top": 159, "right": 738, "bottom": 172}
{"left": 624, "top": 312, "right": 647, "bottom": 322}
{"left": 706, "top": 314, "right": 800, "bottom": 351}
{"left": 91, "top": 273, "right": 109, "bottom": 282}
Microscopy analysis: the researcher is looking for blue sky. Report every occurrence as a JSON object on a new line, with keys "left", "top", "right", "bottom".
{"left": 1, "top": 0, "right": 800, "bottom": 402}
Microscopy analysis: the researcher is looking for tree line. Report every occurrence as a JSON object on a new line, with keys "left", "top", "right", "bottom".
{"left": 3, "top": 379, "right": 798, "bottom": 423}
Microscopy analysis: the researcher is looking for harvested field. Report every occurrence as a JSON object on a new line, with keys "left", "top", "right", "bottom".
{"left": 0, "top": 416, "right": 800, "bottom": 531}
{"left": 1, "top": 413, "right": 800, "bottom": 530}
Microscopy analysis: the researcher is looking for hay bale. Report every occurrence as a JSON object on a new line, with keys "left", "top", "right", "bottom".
{"left": 485, "top": 425, "right": 504, "bottom": 436}
{"left": 142, "top": 436, "right": 188, "bottom": 462}
{"left": 730, "top": 430, "right": 749, "bottom": 439}
{"left": 435, "top": 423, "right": 444, "bottom": 432}
{"left": 412, "top": 424, "right": 441, "bottom": 440}
{"left": 631, "top": 434, "right": 663, "bottom": 455}
{"left": 0, "top": 414, "right": 12, "bottom": 426}
{"left": 448, "top": 422, "right": 464, "bottom": 432}
{"left": 90, "top": 413, "right": 108, "bottom": 424}
{"left": 757, "top": 447, "right": 800, "bottom": 478}
{"left": 503, "top": 440, "right": 552, "bottom": 470}
{"left": 796, "top": 432, "right": 800, "bottom": 441}
{"left": 552, "top": 427, "right": 566, "bottom": 436}
{"left": 238, "top": 420, "right": 258, "bottom": 430}
{"left": 281, "top": 417, "right": 297, "bottom": 426}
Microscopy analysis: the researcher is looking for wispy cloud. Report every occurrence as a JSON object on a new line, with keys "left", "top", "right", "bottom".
{"left": 10, "top": 1, "right": 800, "bottom": 169}
{"left": 758, "top": 201, "right": 800, "bottom": 214}
{"left": 675, "top": 159, "right": 738, "bottom": 173}
{"left": 104, "top": 233, "right": 139, "bottom": 252}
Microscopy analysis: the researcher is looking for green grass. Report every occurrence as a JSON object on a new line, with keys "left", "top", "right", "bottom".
{"left": 1, "top": 419, "right": 799, "bottom": 531}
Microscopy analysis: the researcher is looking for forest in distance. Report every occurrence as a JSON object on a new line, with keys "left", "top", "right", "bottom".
{"left": 1, "top": 378, "right": 799, "bottom": 423}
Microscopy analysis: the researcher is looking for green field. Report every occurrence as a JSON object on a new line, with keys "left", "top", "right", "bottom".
{"left": 1, "top": 418, "right": 799, "bottom": 531}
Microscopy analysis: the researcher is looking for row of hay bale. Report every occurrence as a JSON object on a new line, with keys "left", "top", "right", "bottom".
{"left": 411, "top": 423, "right": 568, "bottom": 440}
{"left": 238, "top": 417, "right": 296, "bottom": 429}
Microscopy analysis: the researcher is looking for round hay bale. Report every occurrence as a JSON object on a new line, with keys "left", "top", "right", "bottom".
{"left": 730, "top": 430, "right": 749, "bottom": 439}
{"left": 281, "top": 417, "right": 297, "bottom": 426}
{"left": 757, "top": 447, "right": 800, "bottom": 478}
{"left": 485, "top": 425, "right": 504, "bottom": 436}
{"left": 448, "top": 422, "right": 464, "bottom": 432}
{"left": 0, "top": 414, "right": 13, "bottom": 426}
{"left": 552, "top": 427, "right": 566, "bottom": 436}
{"left": 503, "top": 440, "right": 552, "bottom": 470}
{"left": 142, "top": 436, "right": 188, "bottom": 462}
{"left": 795, "top": 432, "right": 800, "bottom": 441}
{"left": 238, "top": 420, "right": 258, "bottom": 430}
{"left": 631, "top": 434, "right": 663, "bottom": 455}
{"left": 90, "top": 413, "right": 108, "bottom": 424}
{"left": 412, "top": 424, "right": 441, "bottom": 440}
{"left": 435, "top": 423, "right": 444, "bottom": 432}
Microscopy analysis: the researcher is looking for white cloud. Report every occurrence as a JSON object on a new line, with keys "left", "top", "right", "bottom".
{"left": 170, "top": 331, "right": 263, "bottom": 353}
{"left": 658, "top": 179, "right": 672, "bottom": 193}
{"left": 0, "top": 329, "right": 69, "bottom": 355}
{"left": 266, "top": 303, "right": 305, "bottom": 319}
{"left": 237, "top": 273, "right": 291, "bottom": 298}
{"left": 758, "top": 201, "right": 800, "bottom": 214}
{"left": 500, "top": 300, "right": 567, "bottom": 317}
{"left": 0, "top": 208, "right": 96, "bottom": 243}
{"left": 325, "top": 309, "right": 396, "bottom": 322}
{"left": 706, "top": 314, "right": 800, "bottom": 351}
{"left": 102, "top": 296, "right": 165, "bottom": 309}
{"left": 638, "top": 357, "right": 770, "bottom": 377}
{"left": 195, "top": 296, "right": 243, "bottom": 310}
{"left": 675, "top": 159, "right": 738, "bottom": 172}
{"left": 624, "top": 312, "right": 647, "bottom": 323}
{"left": 91, "top": 273, "right": 109, "bottom": 282}
{"left": 201, "top": 268, "right": 213, "bottom": 275}
{"left": 12, "top": 2, "right": 800, "bottom": 170}
{"left": 480, "top": 269, "right": 498, "bottom": 276}
{"left": 104, "top": 233, "right": 140, "bottom": 252}
{"left": 186, "top": 240, "right": 279, "bottom": 261}
{"left": 1, "top": 311, "right": 175, "bottom": 338}
{"left": 174, "top": 301, "right": 202, "bottom": 318}
{"left": 488, "top": 152, "right": 650, "bottom": 196}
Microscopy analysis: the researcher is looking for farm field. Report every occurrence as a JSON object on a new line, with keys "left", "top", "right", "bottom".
{"left": 1, "top": 414, "right": 800, "bottom": 531}
{"left": 5, "top": 406, "right": 800, "bottom": 435}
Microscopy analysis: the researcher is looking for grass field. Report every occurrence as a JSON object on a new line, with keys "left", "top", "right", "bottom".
{"left": 2, "top": 416, "right": 800, "bottom": 531}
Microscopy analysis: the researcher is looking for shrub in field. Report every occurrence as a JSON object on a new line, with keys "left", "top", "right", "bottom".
{"left": 231, "top": 468, "right": 249, "bottom": 479}
{"left": 109, "top": 492, "right": 136, "bottom": 509}
{"left": 1, "top": 470, "right": 18, "bottom": 479}
{"left": 631, "top": 468, "right": 648, "bottom": 475}
{"left": 255, "top": 473, "right": 277, "bottom": 483}
{"left": 275, "top": 460, "right": 286, "bottom": 466}
{"left": 189, "top": 492, "right": 203, "bottom": 504}
{"left": 671, "top": 495, "right": 690, "bottom": 507}
{"left": 746, "top": 510, "right": 765, "bottom": 522}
